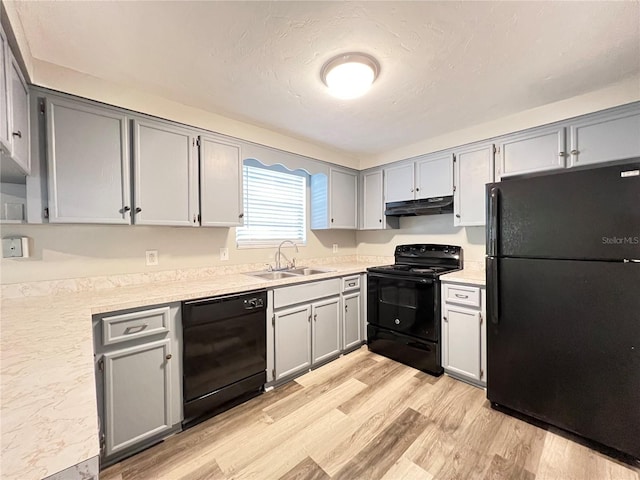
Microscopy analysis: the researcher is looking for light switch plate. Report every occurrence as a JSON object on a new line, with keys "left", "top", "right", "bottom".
{"left": 220, "top": 248, "right": 229, "bottom": 261}
{"left": 2, "top": 237, "right": 29, "bottom": 258}
{"left": 332, "top": 244, "right": 339, "bottom": 254}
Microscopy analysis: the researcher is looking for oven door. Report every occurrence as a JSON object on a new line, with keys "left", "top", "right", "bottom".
{"left": 367, "top": 273, "right": 438, "bottom": 341}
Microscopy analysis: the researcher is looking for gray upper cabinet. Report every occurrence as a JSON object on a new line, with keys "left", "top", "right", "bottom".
{"left": 132, "top": 119, "right": 199, "bottom": 226}
{"left": 384, "top": 162, "right": 414, "bottom": 203}
{"left": 8, "top": 52, "right": 30, "bottom": 174}
{"left": 46, "top": 98, "right": 131, "bottom": 224}
{"left": 199, "top": 135, "right": 243, "bottom": 227}
{"left": 498, "top": 125, "right": 566, "bottom": 179}
{"left": 102, "top": 339, "right": 174, "bottom": 456}
{"left": 361, "top": 169, "right": 384, "bottom": 229}
{"left": 0, "top": 25, "right": 10, "bottom": 155}
{"left": 415, "top": 153, "right": 454, "bottom": 199}
{"left": 568, "top": 106, "right": 640, "bottom": 168}
{"left": 453, "top": 144, "right": 494, "bottom": 227}
{"left": 311, "top": 167, "right": 357, "bottom": 230}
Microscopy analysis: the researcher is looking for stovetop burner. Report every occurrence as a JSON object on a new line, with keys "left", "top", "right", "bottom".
{"left": 366, "top": 244, "right": 463, "bottom": 278}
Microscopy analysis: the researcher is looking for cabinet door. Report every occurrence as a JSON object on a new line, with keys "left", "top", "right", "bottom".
{"left": 312, "top": 297, "right": 341, "bottom": 364}
{"left": 569, "top": 108, "right": 640, "bottom": 167}
{"left": 442, "top": 305, "right": 481, "bottom": 381}
{"left": 133, "top": 119, "right": 198, "bottom": 226}
{"left": 8, "top": 53, "right": 29, "bottom": 173}
{"left": 499, "top": 126, "right": 566, "bottom": 179}
{"left": 453, "top": 144, "right": 494, "bottom": 227}
{"left": 329, "top": 169, "right": 357, "bottom": 229}
{"left": 0, "top": 26, "right": 10, "bottom": 154}
{"left": 274, "top": 304, "right": 312, "bottom": 381}
{"left": 362, "top": 170, "right": 384, "bottom": 229}
{"left": 200, "top": 136, "right": 243, "bottom": 227}
{"left": 103, "top": 339, "right": 173, "bottom": 456}
{"left": 384, "top": 163, "right": 414, "bottom": 203}
{"left": 415, "top": 153, "right": 453, "bottom": 199}
{"left": 46, "top": 98, "right": 131, "bottom": 224}
{"left": 342, "top": 292, "right": 362, "bottom": 350}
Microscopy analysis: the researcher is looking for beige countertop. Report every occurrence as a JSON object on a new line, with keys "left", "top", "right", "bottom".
{"left": 440, "top": 265, "right": 486, "bottom": 286}
{"left": 0, "top": 261, "right": 373, "bottom": 480}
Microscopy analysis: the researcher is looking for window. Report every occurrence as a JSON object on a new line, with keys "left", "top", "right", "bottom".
{"left": 236, "top": 162, "right": 307, "bottom": 247}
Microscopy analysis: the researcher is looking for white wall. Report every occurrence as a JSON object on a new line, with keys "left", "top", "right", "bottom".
{"left": 0, "top": 222, "right": 357, "bottom": 284}
{"left": 364, "top": 76, "right": 640, "bottom": 168}
{"left": 357, "top": 215, "right": 485, "bottom": 263}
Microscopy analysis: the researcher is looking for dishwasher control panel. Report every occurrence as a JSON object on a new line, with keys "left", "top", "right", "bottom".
{"left": 244, "top": 297, "right": 265, "bottom": 309}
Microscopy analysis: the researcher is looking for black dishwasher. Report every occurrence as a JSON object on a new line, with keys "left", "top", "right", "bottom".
{"left": 182, "top": 289, "right": 267, "bottom": 428}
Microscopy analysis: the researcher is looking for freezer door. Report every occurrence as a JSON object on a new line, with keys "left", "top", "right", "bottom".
{"left": 487, "top": 160, "right": 640, "bottom": 260}
{"left": 487, "top": 258, "right": 640, "bottom": 458}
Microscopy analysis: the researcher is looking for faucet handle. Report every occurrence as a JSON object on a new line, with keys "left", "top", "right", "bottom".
{"left": 291, "top": 258, "right": 296, "bottom": 269}
{"left": 265, "top": 263, "right": 273, "bottom": 272}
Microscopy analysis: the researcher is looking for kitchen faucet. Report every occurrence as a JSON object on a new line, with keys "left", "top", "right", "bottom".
{"left": 275, "top": 240, "right": 299, "bottom": 270}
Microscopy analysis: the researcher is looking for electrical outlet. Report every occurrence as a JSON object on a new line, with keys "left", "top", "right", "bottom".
{"left": 332, "top": 244, "right": 338, "bottom": 254}
{"left": 219, "top": 247, "right": 229, "bottom": 261}
{"left": 145, "top": 250, "right": 159, "bottom": 266}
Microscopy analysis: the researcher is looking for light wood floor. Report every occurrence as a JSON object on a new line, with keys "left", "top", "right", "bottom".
{"left": 101, "top": 347, "right": 640, "bottom": 480}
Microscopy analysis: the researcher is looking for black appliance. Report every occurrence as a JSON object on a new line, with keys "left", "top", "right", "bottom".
{"left": 385, "top": 196, "right": 454, "bottom": 217}
{"left": 367, "top": 244, "right": 463, "bottom": 375}
{"left": 182, "top": 290, "right": 267, "bottom": 428}
{"left": 486, "top": 160, "right": 640, "bottom": 460}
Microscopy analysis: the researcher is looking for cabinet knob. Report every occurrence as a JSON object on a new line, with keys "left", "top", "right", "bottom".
{"left": 123, "top": 206, "right": 131, "bottom": 213}
{"left": 331, "top": 218, "right": 334, "bottom": 223}
{"left": 345, "top": 305, "right": 348, "bottom": 313}
{"left": 416, "top": 187, "right": 420, "bottom": 192}
{"left": 12, "top": 130, "right": 22, "bottom": 138}
{"left": 455, "top": 214, "right": 461, "bottom": 218}
{"left": 166, "top": 354, "right": 172, "bottom": 360}
{"left": 238, "top": 213, "right": 244, "bottom": 218}
{"left": 410, "top": 188, "right": 414, "bottom": 192}
{"left": 570, "top": 149, "right": 579, "bottom": 155}
{"left": 314, "top": 314, "right": 317, "bottom": 321}
{"left": 379, "top": 219, "right": 382, "bottom": 223}
{"left": 443, "top": 316, "right": 448, "bottom": 322}
{"left": 558, "top": 151, "right": 568, "bottom": 157}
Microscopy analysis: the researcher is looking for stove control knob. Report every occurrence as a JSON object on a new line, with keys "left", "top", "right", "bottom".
{"left": 395, "top": 318, "right": 400, "bottom": 325}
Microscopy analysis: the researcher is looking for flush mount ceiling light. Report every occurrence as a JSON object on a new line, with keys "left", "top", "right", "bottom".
{"left": 321, "top": 53, "right": 380, "bottom": 100}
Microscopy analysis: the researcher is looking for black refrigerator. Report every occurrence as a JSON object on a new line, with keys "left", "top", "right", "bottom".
{"left": 486, "top": 160, "right": 640, "bottom": 460}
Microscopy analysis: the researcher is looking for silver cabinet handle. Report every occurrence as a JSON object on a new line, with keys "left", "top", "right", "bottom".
{"left": 443, "top": 316, "right": 448, "bottom": 322}
{"left": 348, "top": 282, "right": 356, "bottom": 287}
{"left": 345, "top": 305, "right": 348, "bottom": 313}
{"left": 570, "top": 149, "right": 579, "bottom": 155}
{"left": 455, "top": 214, "right": 461, "bottom": 218}
{"left": 124, "top": 323, "right": 148, "bottom": 334}
{"left": 558, "top": 151, "right": 568, "bottom": 157}
{"left": 410, "top": 188, "right": 414, "bottom": 192}
{"left": 455, "top": 293, "right": 468, "bottom": 299}
{"left": 12, "top": 130, "right": 22, "bottom": 138}
{"left": 166, "top": 354, "right": 172, "bottom": 360}
{"left": 313, "top": 314, "right": 317, "bottom": 321}
{"left": 394, "top": 318, "right": 400, "bottom": 325}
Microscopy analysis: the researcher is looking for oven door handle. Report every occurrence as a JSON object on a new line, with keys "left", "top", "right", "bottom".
{"left": 367, "top": 272, "right": 434, "bottom": 284}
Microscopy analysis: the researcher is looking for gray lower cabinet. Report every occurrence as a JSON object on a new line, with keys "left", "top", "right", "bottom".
{"left": 311, "top": 297, "right": 341, "bottom": 364}
{"left": 93, "top": 303, "right": 182, "bottom": 465}
{"left": 132, "top": 119, "right": 199, "bottom": 226}
{"left": 274, "top": 304, "right": 312, "bottom": 381}
{"left": 103, "top": 339, "right": 173, "bottom": 456}
{"left": 46, "top": 97, "right": 131, "bottom": 223}
{"left": 441, "top": 282, "right": 486, "bottom": 387}
{"left": 342, "top": 291, "right": 362, "bottom": 350}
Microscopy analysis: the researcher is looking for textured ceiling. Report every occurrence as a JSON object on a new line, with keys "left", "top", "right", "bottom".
{"left": 12, "top": 1, "right": 640, "bottom": 156}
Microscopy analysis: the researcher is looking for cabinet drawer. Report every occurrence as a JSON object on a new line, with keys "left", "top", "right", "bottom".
{"left": 274, "top": 278, "right": 340, "bottom": 309}
{"left": 101, "top": 306, "right": 170, "bottom": 346}
{"left": 342, "top": 275, "right": 360, "bottom": 292}
{"left": 444, "top": 284, "right": 481, "bottom": 307}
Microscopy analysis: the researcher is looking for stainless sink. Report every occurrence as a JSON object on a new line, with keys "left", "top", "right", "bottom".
{"left": 246, "top": 266, "right": 335, "bottom": 280}
{"left": 249, "top": 271, "right": 298, "bottom": 280}
{"left": 287, "top": 267, "right": 335, "bottom": 276}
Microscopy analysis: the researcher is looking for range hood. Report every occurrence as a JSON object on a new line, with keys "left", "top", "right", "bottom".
{"left": 385, "top": 196, "right": 454, "bottom": 217}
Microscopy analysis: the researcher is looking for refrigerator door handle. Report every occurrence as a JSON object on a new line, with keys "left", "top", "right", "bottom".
{"left": 488, "top": 257, "right": 499, "bottom": 324}
{"left": 488, "top": 186, "right": 500, "bottom": 256}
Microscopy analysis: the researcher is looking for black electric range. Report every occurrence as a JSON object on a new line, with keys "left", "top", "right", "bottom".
{"left": 366, "top": 244, "right": 463, "bottom": 375}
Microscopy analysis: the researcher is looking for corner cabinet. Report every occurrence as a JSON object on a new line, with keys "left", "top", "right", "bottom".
{"left": 46, "top": 97, "right": 132, "bottom": 224}
{"left": 132, "top": 119, "right": 199, "bottom": 226}
{"left": 453, "top": 144, "right": 494, "bottom": 227}
{"left": 311, "top": 167, "right": 357, "bottom": 230}
{"left": 199, "top": 135, "right": 243, "bottom": 226}
{"left": 93, "top": 303, "right": 182, "bottom": 465}
{"left": 441, "top": 281, "right": 486, "bottom": 387}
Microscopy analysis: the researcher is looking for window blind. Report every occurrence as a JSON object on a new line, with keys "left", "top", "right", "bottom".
{"left": 236, "top": 165, "right": 307, "bottom": 246}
